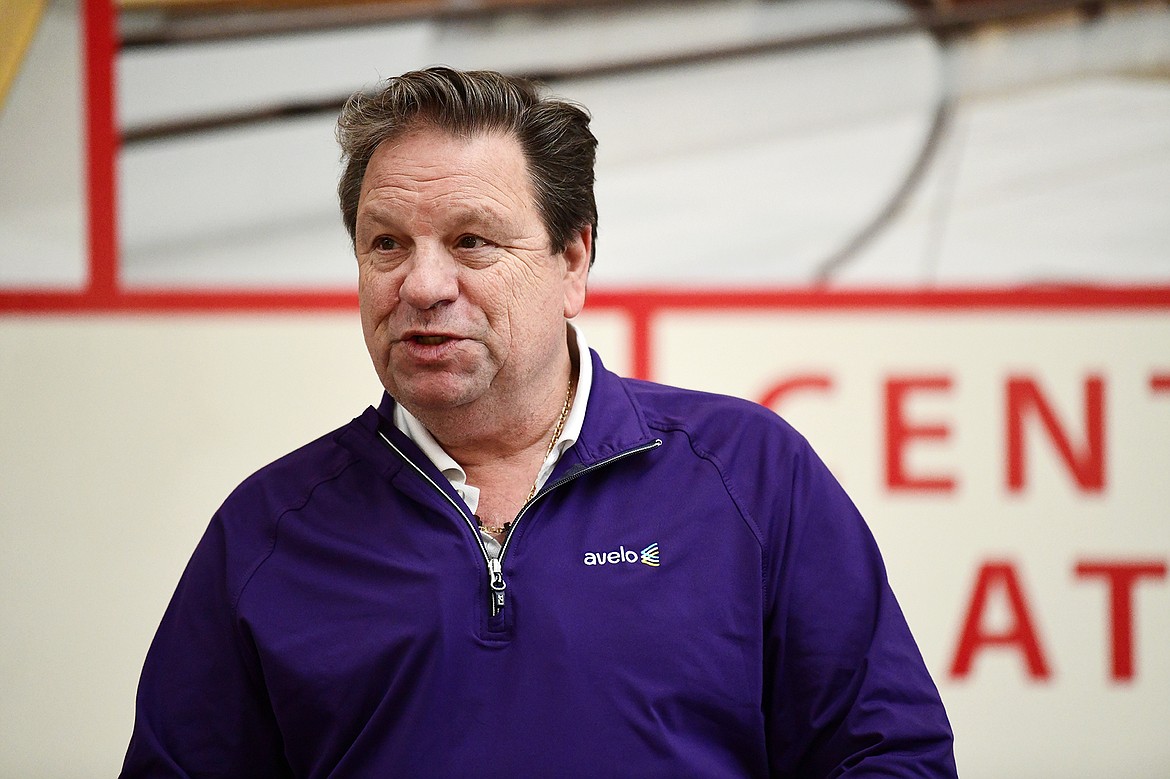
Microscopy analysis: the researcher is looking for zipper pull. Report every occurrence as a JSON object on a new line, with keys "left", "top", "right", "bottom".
{"left": 487, "top": 557, "right": 507, "bottom": 616}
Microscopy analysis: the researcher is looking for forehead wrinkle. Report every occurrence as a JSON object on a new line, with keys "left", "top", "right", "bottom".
{"left": 417, "top": 190, "right": 526, "bottom": 231}
{"left": 369, "top": 174, "right": 530, "bottom": 228}
{"left": 358, "top": 129, "right": 543, "bottom": 240}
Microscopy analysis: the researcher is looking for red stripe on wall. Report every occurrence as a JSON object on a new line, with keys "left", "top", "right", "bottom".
{"left": 0, "top": 289, "right": 359, "bottom": 314}
{"left": 4, "top": 286, "right": 1170, "bottom": 316}
{"left": 585, "top": 287, "right": 1170, "bottom": 311}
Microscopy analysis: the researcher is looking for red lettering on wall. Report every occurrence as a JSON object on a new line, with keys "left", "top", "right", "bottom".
{"left": 1151, "top": 373, "right": 1170, "bottom": 394}
{"left": 1005, "top": 375, "right": 1105, "bottom": 493}
{"left": 950, "top": 561, "right": 1051, "bottom": 680}
{"left": 884, "top": 376, "right": 955, "bottom": 492}
{"left": 1074, "top": 560, "right": 1167, "bottom": 681}
{"left": 758, "top": 374, "right": 834, "bottom": 411}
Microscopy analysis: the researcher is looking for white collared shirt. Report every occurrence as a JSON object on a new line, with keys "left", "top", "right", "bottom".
{"left": 393, "top": 322, "right": 592, "bottom": 557}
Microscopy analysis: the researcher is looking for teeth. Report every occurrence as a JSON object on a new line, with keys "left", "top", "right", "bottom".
{"left": 415, "top": 335, "right": 447, "bottom": 345}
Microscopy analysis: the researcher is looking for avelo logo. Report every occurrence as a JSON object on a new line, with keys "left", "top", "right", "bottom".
{"left": 582, "top": 542, "right": 660, "bottom": 567}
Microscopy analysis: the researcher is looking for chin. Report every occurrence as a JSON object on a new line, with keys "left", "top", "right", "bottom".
{"left": 389, "top": 377, "right": 484, "bottom": 415}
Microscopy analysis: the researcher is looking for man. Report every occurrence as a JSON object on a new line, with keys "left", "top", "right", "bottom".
{"left": 122, "top": 67, "right": 956, "bottom": 777}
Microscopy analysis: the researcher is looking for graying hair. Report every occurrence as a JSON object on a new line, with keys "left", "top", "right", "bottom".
{"left": 336, "top": 66, "right": 598, "bottom": 263}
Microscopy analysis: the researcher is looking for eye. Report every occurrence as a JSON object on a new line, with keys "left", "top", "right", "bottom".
{"left": 456, "top": 235, "right": 489, "bottom": 250}
{"left": 374, "top": 236, "right": 399, "bottom": 252}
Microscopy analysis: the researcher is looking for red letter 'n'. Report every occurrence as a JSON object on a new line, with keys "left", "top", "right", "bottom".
{"left": 1006, "top": 375, "right": 1105, "bottom": 493}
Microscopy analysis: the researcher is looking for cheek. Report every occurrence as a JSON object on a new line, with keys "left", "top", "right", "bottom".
{"left": 468, "top": 274, "right": 513, "bottom": 325}
{"left": 357, "top": 291, "right": 380, "bottom": 337}
{"left": 358, "top": 269, "right": 398, "bottom": 322}
{"left": 496, "top": 278, "right": 565, "bottom": 350}
{"left": 358, "top": 282, "right": 400, "bottom": 362}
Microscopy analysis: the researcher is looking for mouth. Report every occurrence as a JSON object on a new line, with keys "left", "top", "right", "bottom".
{"left": 394, "top": 331, "right": 467, "bottom": 366}
{"left": 401, "top": 331, "right": 462, "bottom": 347}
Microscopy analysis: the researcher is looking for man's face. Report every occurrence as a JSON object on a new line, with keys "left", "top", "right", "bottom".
{"left": 354, "top": 127, "right": 590, "bottom": 419}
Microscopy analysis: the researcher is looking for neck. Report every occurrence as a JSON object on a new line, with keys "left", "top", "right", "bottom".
{"left": 410, "top": 331, "right": 580, "bottom": 536}
{"left": 411, "top": 345, "right": 578, "bottom": 469}
{"left": 439, "top": 371, "right": 573, "bottom": 469}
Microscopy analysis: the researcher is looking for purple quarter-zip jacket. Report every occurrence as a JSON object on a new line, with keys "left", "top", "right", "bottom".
{"left": 121, "top": 350, "right": 956, "bottom": 778}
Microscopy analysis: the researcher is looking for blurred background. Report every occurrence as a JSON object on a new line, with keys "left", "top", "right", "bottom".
{"left": 1, "top": 0, "right": 1168, "bottom": 776}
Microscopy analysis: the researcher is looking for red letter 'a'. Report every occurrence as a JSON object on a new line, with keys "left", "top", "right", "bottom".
{"left": 1006, "top": 375, "right": 1105, "bottom": 492}
{"left": 950, "top": 561, "right": 1051, "bottom": 680}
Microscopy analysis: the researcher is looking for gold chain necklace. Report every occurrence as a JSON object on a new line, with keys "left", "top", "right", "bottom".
{"left": 476, "top": 379, "right": 574, "bottom": 537}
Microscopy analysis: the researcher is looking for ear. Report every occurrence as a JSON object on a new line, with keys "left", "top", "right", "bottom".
{"left": 561, "top": 225, "right": 592, "bottom": 319}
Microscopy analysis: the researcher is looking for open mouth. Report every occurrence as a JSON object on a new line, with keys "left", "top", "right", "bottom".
{"left": 413, "top": 335, "right": 450, "bottom": 345}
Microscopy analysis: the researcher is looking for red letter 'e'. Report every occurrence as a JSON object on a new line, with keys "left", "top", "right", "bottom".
{"left": 884, "top": 376, "right": 955, "bottom": 493}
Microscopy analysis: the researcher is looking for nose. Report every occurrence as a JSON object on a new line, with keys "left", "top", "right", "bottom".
{"left": 398, "top": 244, "right": 459, "bottom": 311}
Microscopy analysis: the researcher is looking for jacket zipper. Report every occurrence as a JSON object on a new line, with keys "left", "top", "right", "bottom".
{"left": 378, "top": 430, "right": 492, "bottom": 564}
{"left": 380, "top": 430, "right": 662, "bottom": 617}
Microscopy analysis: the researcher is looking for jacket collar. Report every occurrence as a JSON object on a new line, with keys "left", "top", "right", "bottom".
{"left": 566, "top": 348, "right": 657, "bottom": 467}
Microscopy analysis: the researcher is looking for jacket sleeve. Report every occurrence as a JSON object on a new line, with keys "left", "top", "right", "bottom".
{"left": 763, "top": 439, "right": 957, "bottom": 778}
{"left": 120, "top": 512, "right": 292, "bottom": 779}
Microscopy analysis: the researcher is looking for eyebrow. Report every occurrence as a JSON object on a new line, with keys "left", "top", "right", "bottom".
{"left": 357, "top": 201, "right": 517, "bottom": 236}
{"left": 354, "top": 201, "right": 402, "bottom": 229}
{"left": 447, "top": 205, "right": 515, "bottom": 235}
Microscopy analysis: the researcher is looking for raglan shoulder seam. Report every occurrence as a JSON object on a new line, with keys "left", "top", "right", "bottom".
{"left": 229, "top": 452, "right": 365, "bottom": 619}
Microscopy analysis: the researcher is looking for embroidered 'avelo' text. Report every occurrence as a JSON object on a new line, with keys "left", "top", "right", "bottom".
{"left": 583, "top": 543, "right": 660, "bottom": 567}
